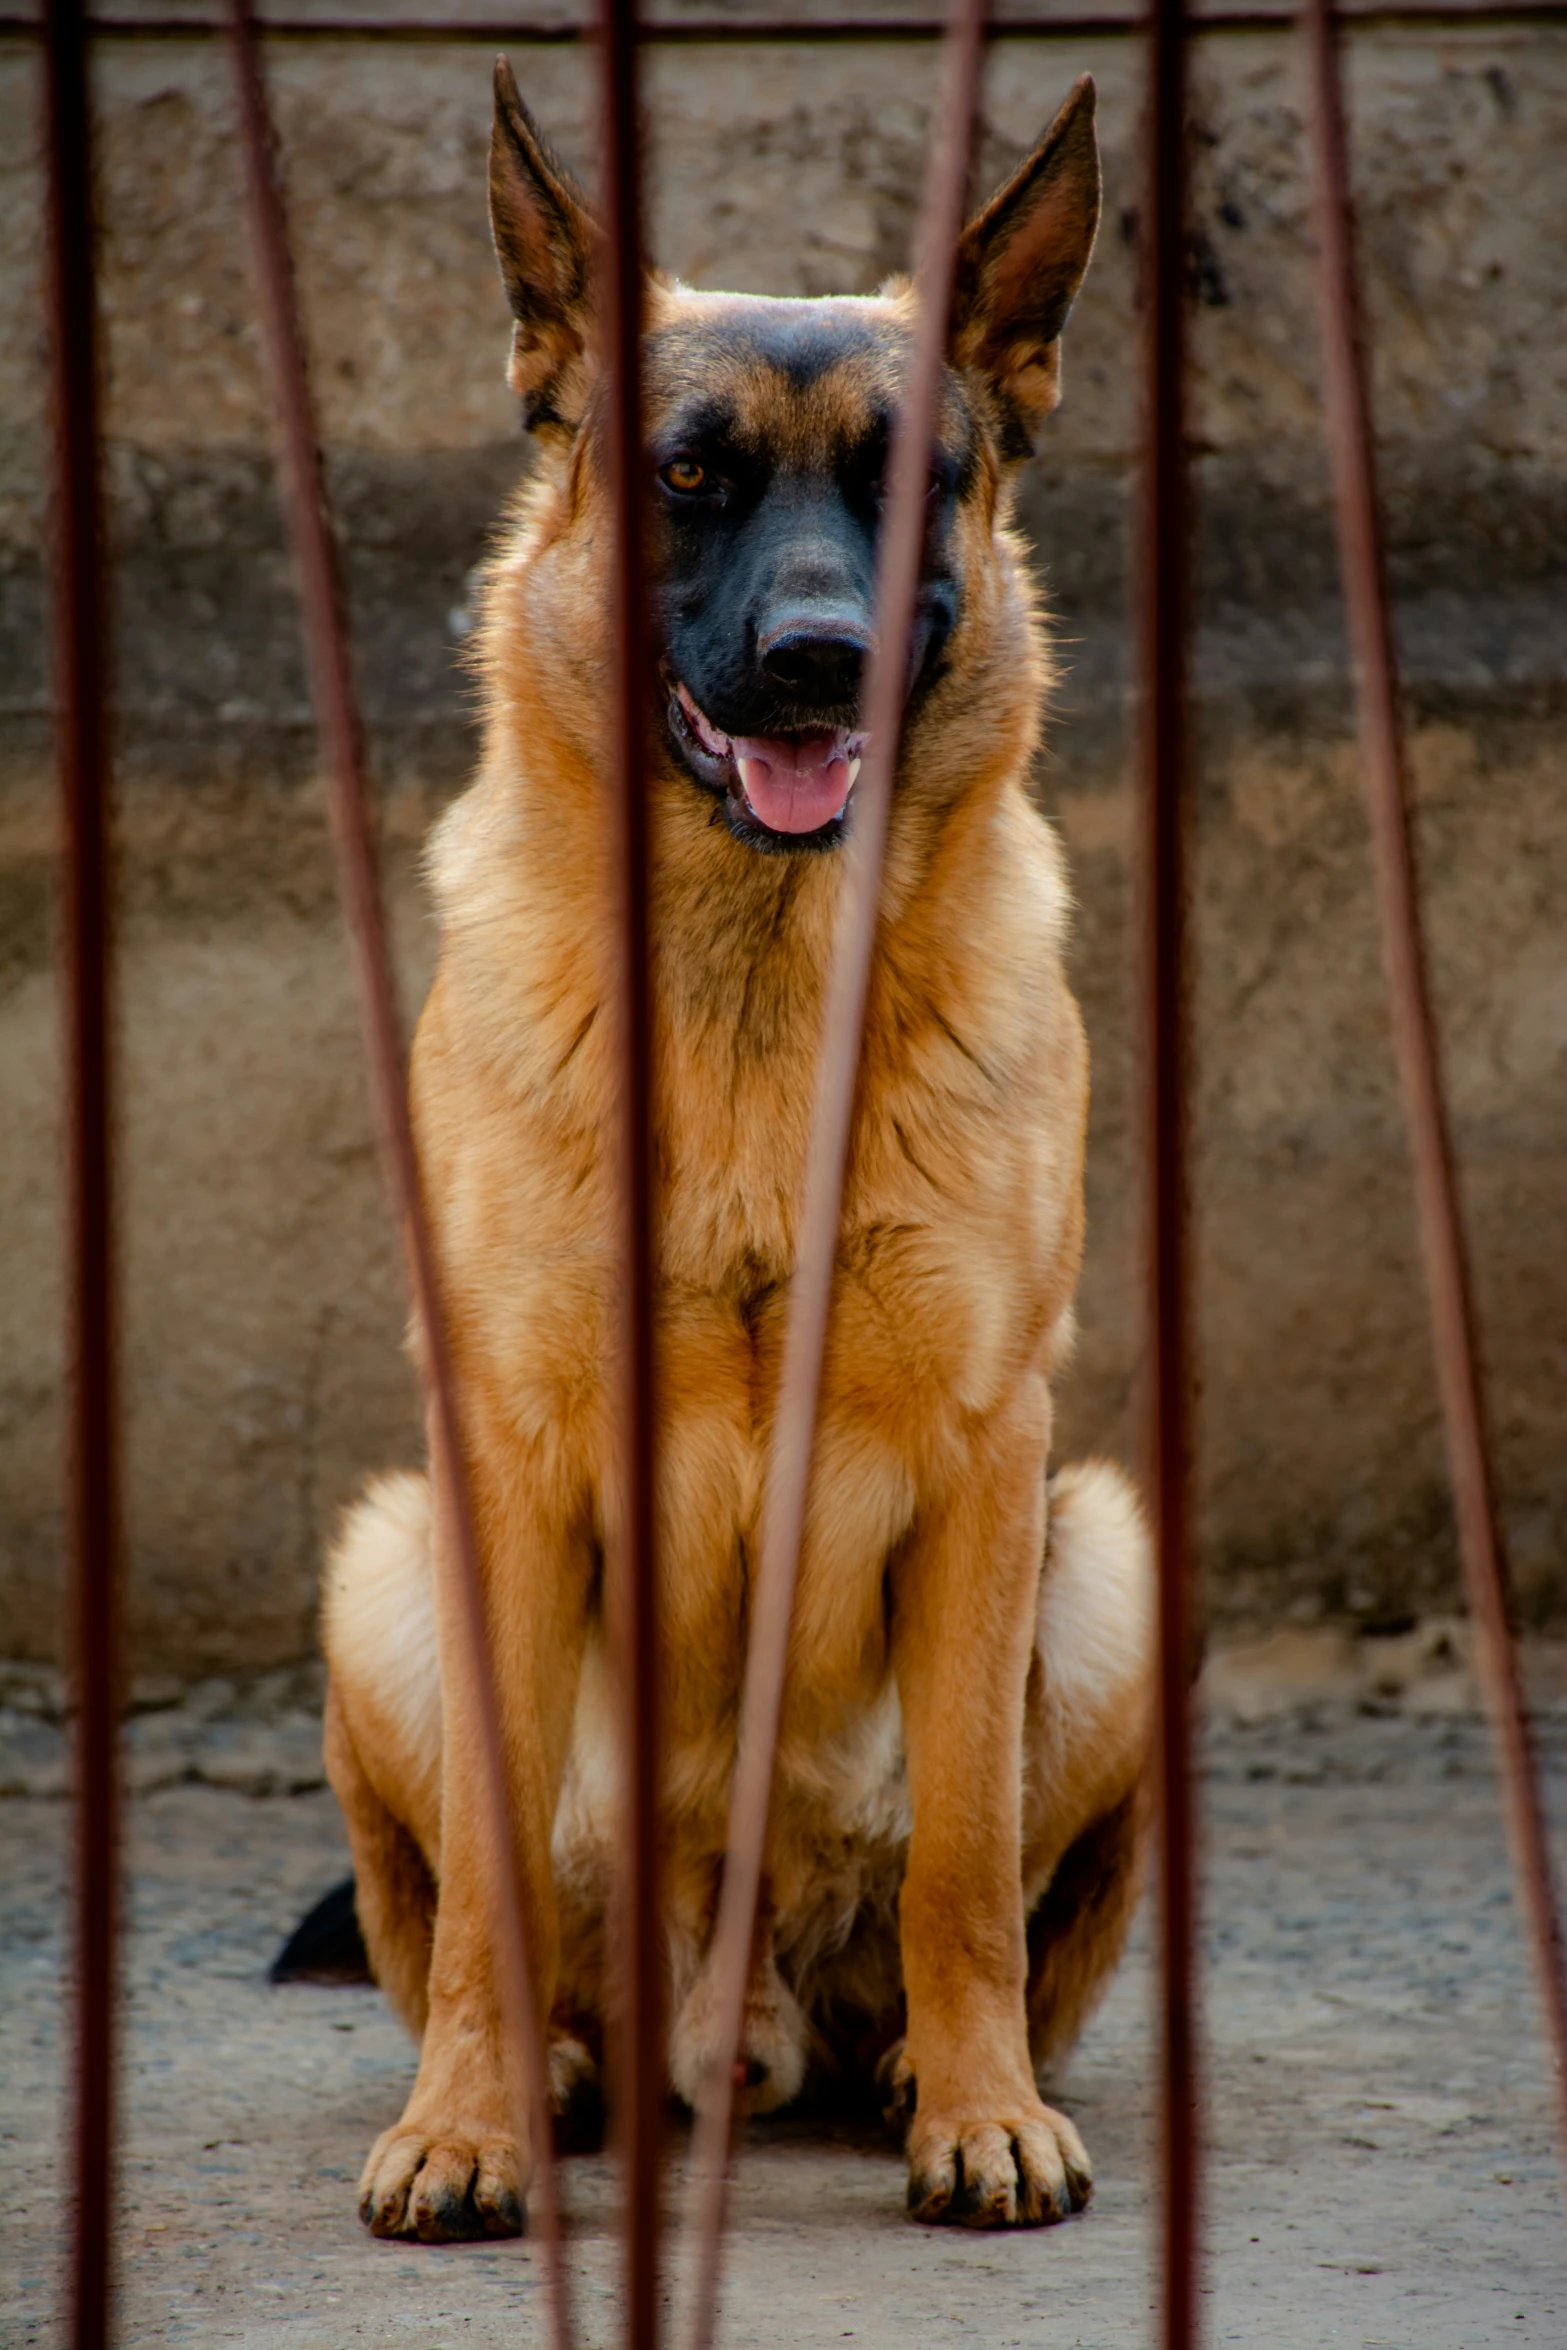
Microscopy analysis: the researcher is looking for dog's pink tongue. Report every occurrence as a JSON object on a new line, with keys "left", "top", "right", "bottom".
{"left": 733, "top": 731, "right": 852, "bottom": 835}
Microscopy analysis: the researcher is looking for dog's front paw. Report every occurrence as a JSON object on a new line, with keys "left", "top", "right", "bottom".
{"left": 906, "top": 2095, "right": 1091, "bottom": 2229}
{"left": 358, "top": 2122, "right": 527, "bottom": 2242}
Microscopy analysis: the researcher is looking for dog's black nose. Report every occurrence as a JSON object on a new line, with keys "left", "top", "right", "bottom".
{"left": 758, "top": 617, "right": 870, "bottom": 706}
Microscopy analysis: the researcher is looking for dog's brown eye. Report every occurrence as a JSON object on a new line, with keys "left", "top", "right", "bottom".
{"left": 662, "top": 458, "right": 706, "bottom": 494}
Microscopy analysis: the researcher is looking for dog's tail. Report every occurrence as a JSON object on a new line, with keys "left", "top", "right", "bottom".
{"left": 1026, "top": 1459, "right": 1155, "bottom": 2070}
{"left": 270, "top": 1874, "right": 370, "bottom": 1985}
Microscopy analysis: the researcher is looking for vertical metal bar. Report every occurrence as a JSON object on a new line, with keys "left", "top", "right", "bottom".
{"left": 222, "top": 9, "right": 574, "bottom": 2339}
{"left": 1141, "top": 0, "right": 1199, "bottom": 2343}
{"left": 1302, "top": 0, "right": 1567, "bottom": 2171}
{"left": 681, "top": 8, "right": 987, "bottom": 2345}
{"left": 43, "top": 7, "right": 120, "bottom": 2347}
{"left": 597, "top": 7, "right": 662, "bottom": 2347}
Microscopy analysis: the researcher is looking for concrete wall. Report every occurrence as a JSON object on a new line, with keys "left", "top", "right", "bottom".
{"left": 2, "top": 14, "right": 1564, "bottom": 1674}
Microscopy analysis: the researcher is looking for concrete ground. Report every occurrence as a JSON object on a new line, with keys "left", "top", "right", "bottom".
{"left": 4, "top": 1687, "right": 1566, "bottom": 2348}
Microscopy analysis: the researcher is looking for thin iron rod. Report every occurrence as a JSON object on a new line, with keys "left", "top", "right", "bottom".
{"left": 680, "top": 7, "right": 987, "bottom": 2346}
{"left": 8, "top": 3, "right": 1567, "bottom": 43}
{"left": 1142, "top": 0, "right": 1199, "bottom": 2342}
{"left": 44, "top": 6, "right": 120, "bottom": 2347}
{"left": 1302, "top": 0, "right": 1567, "bottom": 2175}
{"left": 224, "top": 7, "right": 574, "bottom": 2337}
{"left": 598, "top": 4, "right": 663, "bottom": 2346}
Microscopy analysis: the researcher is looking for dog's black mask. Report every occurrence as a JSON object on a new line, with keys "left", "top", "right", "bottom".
{"left": 644, "top": 307, "right": 966, "bottom": 855}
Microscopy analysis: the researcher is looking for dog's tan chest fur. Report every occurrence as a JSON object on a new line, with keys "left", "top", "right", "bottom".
{"left": 419, "top": 746, "right": 1079, "bottom": 1675}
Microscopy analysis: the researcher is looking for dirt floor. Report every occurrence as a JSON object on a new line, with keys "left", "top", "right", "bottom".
{"left": 3, "top": 1673, "right": 1566, "bottom": 2348}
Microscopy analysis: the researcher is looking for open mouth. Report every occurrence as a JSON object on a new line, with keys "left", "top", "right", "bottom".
{"left": 670, "top": 683, "right": 866, "bottom": 850}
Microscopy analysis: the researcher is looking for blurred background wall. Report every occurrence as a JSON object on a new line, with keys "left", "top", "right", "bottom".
{"left": 1, "top": 3, "right": 1563, "bottom": 1678}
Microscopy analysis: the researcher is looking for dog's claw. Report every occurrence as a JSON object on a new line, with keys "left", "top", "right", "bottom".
{"left": 906, "top": 2149, "right": 957, "bottom": 2224}
{"left": 549, "top": 2030, "right": 607, "bottom": 2154}
{"left": 876, "top": 2038, "right": 918, "bottom": 2134}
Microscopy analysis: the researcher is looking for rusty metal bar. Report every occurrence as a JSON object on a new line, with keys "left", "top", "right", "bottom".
{"left": 8, "top": 3, "right": 1567, "bottom": 44}
{"left": 679, "top": 6, "right": 987, "bottom": 2345}
{"left": 597, "top": 3, "right": 664, "bottom": 2345}
{"left": 1141, "top": 0, "right": 1199, "bottom": 2341}
{"left": 43, "top": 6, "right": 121, "bottom": 2347}
{"left": 1302, "top": 0, "right": 1567, "bottom": 2177}
{"left": 223, "top": 6, "right": 575, "bottom": 2336}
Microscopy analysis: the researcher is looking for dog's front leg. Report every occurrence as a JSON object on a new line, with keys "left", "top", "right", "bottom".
{"left": 358, "top": 1435, "right": 591, "bottom": 2244}
{"left": 891, "top": 1382, "right": 1093, "bottom": 2229}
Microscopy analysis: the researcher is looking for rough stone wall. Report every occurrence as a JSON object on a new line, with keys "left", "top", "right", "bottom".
{"left": 1, "top": 17, "right": 1563, "bottom": 1673}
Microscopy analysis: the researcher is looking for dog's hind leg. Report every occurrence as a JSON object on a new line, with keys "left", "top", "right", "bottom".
{"left": 320, "top": 1468, "right": 610, "bottom": 2158}
{"left": 321, "top": 1472, "right": 445, "bottom": 2038}
{"left": 324, "top": 1680, "right": 439, "bottom": 2034}
{"left": 1022, "top": 1459, "right": 1155, "bottom": 2070}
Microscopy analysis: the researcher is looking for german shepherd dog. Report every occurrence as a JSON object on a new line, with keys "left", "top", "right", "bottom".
{"left": 320, "top": 59, "right": 1153, "bottom": 2243}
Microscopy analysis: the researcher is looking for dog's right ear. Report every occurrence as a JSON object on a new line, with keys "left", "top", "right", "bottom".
{"left": 949, "top": 77, "right": 1101, "bottom": 460}
{"left": 489, "top": 60, "right": 605, "bottom": 439}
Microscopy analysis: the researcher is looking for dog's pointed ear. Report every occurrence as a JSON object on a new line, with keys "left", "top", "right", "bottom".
{"left": 489, "top": 59, "right": 606, "bottom": 439}
{"left": 949, "top": 76, "right": 1101, "bottom": 458}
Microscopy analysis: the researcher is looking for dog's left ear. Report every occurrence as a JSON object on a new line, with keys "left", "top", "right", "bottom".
{"left": 489, "top": 59, "right": 606, "bottom": 439}
{"left": 950, "top": 76, "right": 1101, "bottom": 457}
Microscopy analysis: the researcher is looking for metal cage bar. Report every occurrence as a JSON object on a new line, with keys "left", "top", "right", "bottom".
{"left": 223, "top": 4, "right": 576, "bottom": 2341}
{"left": 1140, "top": 0, "right": 1199, "bottom": 2343}
{"left": 597, "top": 4, "right": 665, "bottom": 2344}
{"left": 679, "top": 7, "right": 988, "bottom": 2343}
{"left": 1302, "top": 0, "right": 1567, "bottom": 2177}
{"left": 10, "top": 3, "right": 1567, "bottom": 43}
{"left": 43, "top": 6, "right": 121, "bottom": 2348}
